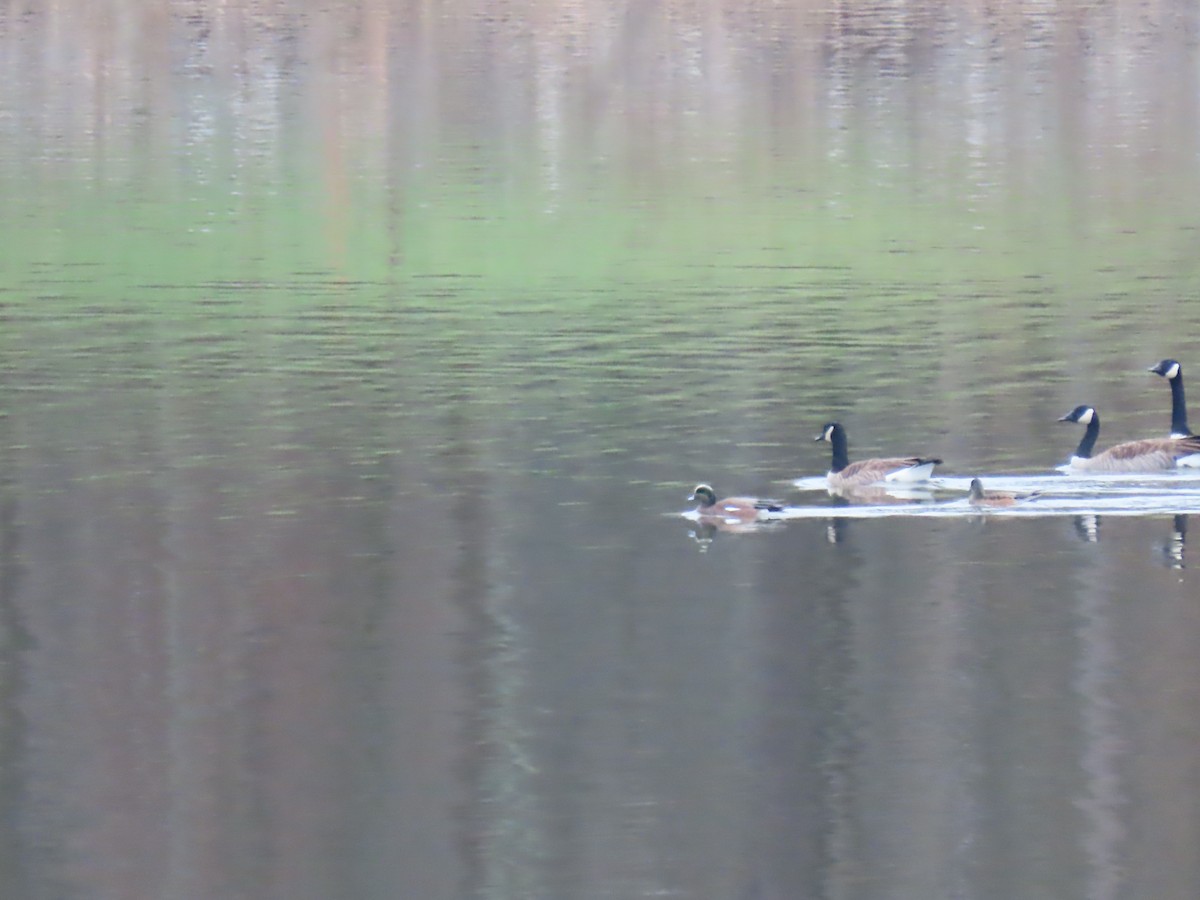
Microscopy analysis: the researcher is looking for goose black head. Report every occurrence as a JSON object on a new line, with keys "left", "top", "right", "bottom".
{"left": 1058, "top": 405, "right": 1096, "bottom": 425}
{"left": 814, "top": 423, "right": 841, "bottom": 443}
{"left": 1150, "top": 359, "right": 1181, "bottom": 380}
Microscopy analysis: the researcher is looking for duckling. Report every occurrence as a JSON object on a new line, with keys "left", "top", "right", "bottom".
{"left": 689, "top": 484, "right": 785, "bottom": 523}
{"left": 967, "top": 478, "right": 1041, "bottom": 507}
{"left": 1057, "top": 405, "right": 1200, "bottom": 472}
{"left": 814, "top": 422, "right": 942, "bottom": 488}
{"left": 1149, "top": 358, "right": 1200, "bottom": 467}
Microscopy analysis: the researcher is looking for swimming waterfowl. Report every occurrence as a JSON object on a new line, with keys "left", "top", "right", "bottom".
{"left": 814, "top": 422, "right": 942, "bottom": 488}
{"left": 1057, "top": 405, "right": 1200, "bottom": 472}
{"left": 967, "top": 478, "right": 1041, "bottom": 507}
{"left": 1149, "top": 358, "right": 1200, "bottom": 467}
{"left": 689, "top": 484, "right": 785, "bottom": 523}
{"left": 1149, "top": 359, "right": 1192, "bottom": 437}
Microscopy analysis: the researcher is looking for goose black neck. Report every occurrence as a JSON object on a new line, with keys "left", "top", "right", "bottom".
{"left": 828, "top": 426, "right": 850, "bottom": 472}
{"left": 1170, "top": 371, "right": 1192, "bottom": 436}
{"left": 1074, "top": 414, "right": 1100, "bottom": 459}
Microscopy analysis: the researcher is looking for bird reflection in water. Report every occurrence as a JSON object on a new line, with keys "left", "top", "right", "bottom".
{"left": 824, "top": 518, "right": 847, "bottom": 544}
{"left": 821, "top": 484, "right": 940, "bottom": 543}
{"left": 1071, "top": 513, "right": 1188, "bottom": 569}
{"left": 686, "top": 518, "right": 785, "bottom": 551}
{"left": 825, "top": 484, "right": 938, "bottom": 505}
{"left": 1162, "top": 514, "right": 1188, "bottom": 569}
{"left": 1073, "top": 514, "right": 1101, "bottom": 543}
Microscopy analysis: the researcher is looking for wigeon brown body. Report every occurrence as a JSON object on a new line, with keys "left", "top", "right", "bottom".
{"left": 689, "top": 484, "right": 785, "bottom": 523}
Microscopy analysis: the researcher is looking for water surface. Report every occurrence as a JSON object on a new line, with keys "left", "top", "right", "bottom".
{"left": 4, "top": 3, "right": 1200, "bottom": 899}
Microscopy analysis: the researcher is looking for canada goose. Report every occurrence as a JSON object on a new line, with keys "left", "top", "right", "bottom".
{"left": 1149, "top": 359, "right": 1192, "bottom": 437}
{"left": 689, "top": 484, "right": 785, "bottom": 522}
{"left": 1057, "top": 405, "right": 1200, "bottom": 472}
{"left": 814, "top": 422, "right": 942, "bottom": 488}
{"left": 1149, "top": 358, "right": 1200, "bottom": 467}
{"left": 967, "top": 478, "right": 1041, "bottom": 507}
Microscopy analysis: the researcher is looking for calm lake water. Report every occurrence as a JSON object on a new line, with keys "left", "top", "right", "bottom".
{"left": 4, "top": 2, "right": 1200, "bottom": 898}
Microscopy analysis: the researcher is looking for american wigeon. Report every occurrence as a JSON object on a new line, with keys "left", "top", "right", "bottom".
{"left": 689, "top": 484, "right": 785, "bottom": 522}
